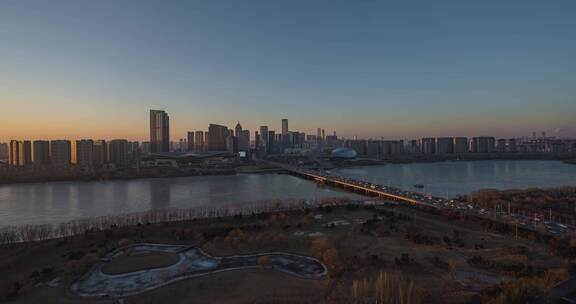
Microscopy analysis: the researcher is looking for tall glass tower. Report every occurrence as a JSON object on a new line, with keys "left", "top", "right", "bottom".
{"left": 150, "top": 110, "right": 170, "bottom": 153}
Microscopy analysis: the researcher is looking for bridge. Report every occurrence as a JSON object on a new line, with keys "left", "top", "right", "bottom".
{"left": 267, "top": 161, "right": 436, "bottom": 208}
{"left": 264, "top": 160, "right": 574, "bottom": 237}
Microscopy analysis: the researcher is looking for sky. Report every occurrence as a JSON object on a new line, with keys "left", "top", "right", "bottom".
{"left": 0, "top": 0, "right": 575, "bottom": 142}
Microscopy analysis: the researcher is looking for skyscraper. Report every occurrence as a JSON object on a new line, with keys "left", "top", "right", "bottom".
{"left": 150, "top": 110, "right": 170, "bottom": 153}
{"left": 281, "top": 119, "right": 288, "bottom": 136}
{"left": 208, "top": 124, "right": 229, "bottom": 151}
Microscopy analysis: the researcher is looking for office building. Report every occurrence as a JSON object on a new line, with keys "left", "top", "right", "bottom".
{"left": 33, "top": 140, "right": 51, "bottom": 166}
{"left": 150, "top": 109, "right": 170, "bottom": 153}
{"left": 281, "top": 119, "right": 288, "bottom": 136}
{"left": 50, "top": 140, "right": 71, "bottom": 167}
{"left": 208, "top": 124, "right": 229, "bottom": 151}
{"left": 187, "top": 132, "right": 195, "bottom": 152}
{"left": 436, "top": 137, "right": 454, "bottom": 154}
{"left": 453, "top": 137, "right": 468, "bottom": 154}
{"left": 109, "top": 139, "right": 129, "bottom": 167}
{"left": 72, "top": 140, "right": 94, "bottom": 167}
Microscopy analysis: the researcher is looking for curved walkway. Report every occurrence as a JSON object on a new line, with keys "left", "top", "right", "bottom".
{"left": 71, "top": 243, "right": 327, "bottom": 298}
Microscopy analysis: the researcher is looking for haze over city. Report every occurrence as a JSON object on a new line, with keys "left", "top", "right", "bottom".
{"left": 1, "top": 0, "right": 575, "bottom": 142}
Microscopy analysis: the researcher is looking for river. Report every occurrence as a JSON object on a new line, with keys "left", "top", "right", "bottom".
{"left": 1, "top": 160, "right": 575, "bottom": 227}
{"left": 331, "top": 160, "right": 576, "bottom": 198}
{"left": 0, "top": 174, "right": 357, "bottom": 227}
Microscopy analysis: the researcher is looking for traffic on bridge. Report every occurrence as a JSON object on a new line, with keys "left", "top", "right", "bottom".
{"left": 266, "top": 161, "right": 574, "bottom": 237}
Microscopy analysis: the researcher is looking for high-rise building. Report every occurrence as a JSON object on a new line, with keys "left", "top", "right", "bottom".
{"left": 9, "top": 140, "right": 19, "bottom": 166}
{"left": 240, "top": 130, "right": 250, "bottom": 151}
{"left": 0, "top": 143, "right": 8, "bottom": 160}
{"left": 235, "top": 123, "right": 250, "bottom": 152}
{"left": 496, "top": 139, "right": 507, "bottom": 153}
{"left": 141, "top": 141, "right": 151, "bottom": 154}
{"left": 93, "top": 140, "right": 107, "bottom": 166}
{"left": 208, "top": 124, "right": 229, "bottom": 151}
{"left": 453, "top": 137, "right": 468, "bottom": 154}
{"left": 281, "top": 119, "right": 288, "bottom": 136}
{"left": 32, "top": 140, "right": 51, "bottom": 166}
{"left": 72, "top": 140, "right": 94, "bottom": 167}
{"left": 406, "top": 140, "right": 420, "bottom": 153}
{"left": 436, "top": 137, "right": 454, "bottom": 154}
{"left": 471, "top": 137, "right": 495, "bottom": 153}
{"left": 194, "top": 131, "right": 204, "bottom": 152}
{"left": 150, "top": 109, "right": 170, "bottom": 153}
{"left": 9, "top": 140, "right": 32, "bottom": 166}
{"left": 259, "top": 126, "right": 269, "bottom": 151}
{"left": 508, "top": 139, "right": 517, "bottom": 153}
{"left": 420, "top": 138, "right": 436, "bottom": 154}
{"left": 267, "top": 130, "right": 276, "bottom": 154}
{"left": 187, "top": 132, "right": 195, "bottom": 152}
{"left": 50, "top": 140, "right": 71, "bottom": 167}
{"left": 109, "top": 139, "right": 129, "bottom": 167}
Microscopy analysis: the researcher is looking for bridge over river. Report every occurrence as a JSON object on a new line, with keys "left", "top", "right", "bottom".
{"left": 264, "top": 161, "right": 574, "bottom": 237}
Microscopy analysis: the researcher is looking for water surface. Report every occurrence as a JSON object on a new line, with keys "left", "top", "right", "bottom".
{"left": 331, "top": 160, "right": 576, "bottom": 198}
{"left": 0, "top": 174, "right": 356, "bottom": 227}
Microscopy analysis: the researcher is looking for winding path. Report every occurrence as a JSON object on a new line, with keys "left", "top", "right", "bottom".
{"left": 71, "top": 243, "right": 327, "bottom": 298}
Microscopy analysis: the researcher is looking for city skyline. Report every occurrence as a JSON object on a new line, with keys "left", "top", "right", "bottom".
{"left": 1, "top": 1, "right": 576, "bottom": 141}
{"left": 0, "top": 111, "right": 572, "bottom": 143}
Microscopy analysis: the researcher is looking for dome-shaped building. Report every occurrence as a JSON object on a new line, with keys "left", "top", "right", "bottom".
{"left": 330, "top": 147, "right": 357, "bottom": 159}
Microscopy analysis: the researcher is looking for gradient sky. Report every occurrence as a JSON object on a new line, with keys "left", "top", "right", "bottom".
{"left": 1, "top": 0, "right": 575, "bottom": 142}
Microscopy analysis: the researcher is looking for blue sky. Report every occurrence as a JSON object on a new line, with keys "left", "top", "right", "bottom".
{"left": 1, "top": 0, "right": 575, "bottom": 141}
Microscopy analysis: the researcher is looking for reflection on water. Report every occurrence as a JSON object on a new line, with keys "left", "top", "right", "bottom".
{"left": 0, "top": 174, "right": 357, "bottom": 227}
{"left": 332, "top": 160, "right": 576, "bottom": 198}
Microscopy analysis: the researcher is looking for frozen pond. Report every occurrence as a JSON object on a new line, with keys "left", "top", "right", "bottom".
{"left": 71, "top": 243, "right": 327, "bottom": 297}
